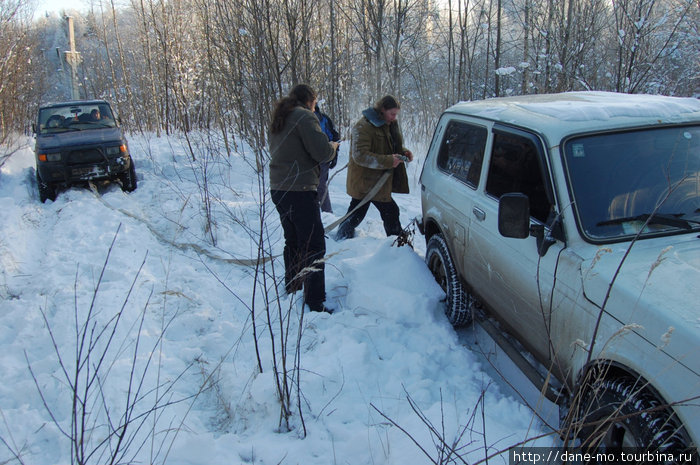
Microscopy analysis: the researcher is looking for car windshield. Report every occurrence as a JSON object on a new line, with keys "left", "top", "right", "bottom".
{"left": 564, "top": 125, "right": 700, "bottom": 241}
{"left": 38, "top": 103, "right": 117, "bottom": 134}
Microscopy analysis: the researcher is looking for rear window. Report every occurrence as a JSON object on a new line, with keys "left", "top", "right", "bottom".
{"left": 436, "top": 120, "right": 487, "bottom": 188}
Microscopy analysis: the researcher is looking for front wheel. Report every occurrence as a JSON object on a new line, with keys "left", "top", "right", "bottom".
{"left": 425, "top": 234, "right": 472, "bottom": 326}
{"left": 575, "top": 376, "right": 694, "bottom": 463}
{"left": 119, "top": 159, "right": 137, "bottom": 192}
{"left": 37, "top": 171, "right": 56, "bottom": 203}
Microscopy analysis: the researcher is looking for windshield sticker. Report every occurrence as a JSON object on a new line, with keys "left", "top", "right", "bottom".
{"left": 572, "top": 143, "right": 586, "bottom": 158}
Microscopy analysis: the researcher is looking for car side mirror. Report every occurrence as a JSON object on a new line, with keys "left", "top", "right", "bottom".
{"left": 498, "top": 193, "right": 530, "bottom": 239}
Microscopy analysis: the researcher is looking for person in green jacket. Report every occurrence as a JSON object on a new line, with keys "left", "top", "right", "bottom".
{"left": 335, "top": 95, "right": 413, "bottom": 240}
{"left": 269, "top": 84, "right": 339, "bottom": 313}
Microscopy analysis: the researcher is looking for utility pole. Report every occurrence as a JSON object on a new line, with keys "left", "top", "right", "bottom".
{"left": 64, "top": 16, "right": 82, "bottom": 100}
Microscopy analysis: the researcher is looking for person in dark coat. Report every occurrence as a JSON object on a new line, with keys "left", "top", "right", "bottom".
{"left": 335, "top": 95, "right": 413, "bottom": 240}
{"left": 269, "top": 84, "right": 339, "bottom": 313}
{"left": 314, "top": 103, "right": 341, "bottom": 213}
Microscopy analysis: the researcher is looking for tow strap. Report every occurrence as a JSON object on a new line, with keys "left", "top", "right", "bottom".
{"left": 89, "top": 169, "right": 392, "bottom": 267}
{"left": 323, "top": 170, "right": 391, "bottom": 233}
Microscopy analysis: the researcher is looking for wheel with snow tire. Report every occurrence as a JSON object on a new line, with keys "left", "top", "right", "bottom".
{"left": 425, "top": 234, "right": 472, "bottom": 326}
{"left": 37, "top": 171, "right": 56, "bottom": 203}
{"left": 575, "top": 375, "right": 695, "bottom": 464}
{"left": 119, "top": 159, "right": 137, "bottom": 192}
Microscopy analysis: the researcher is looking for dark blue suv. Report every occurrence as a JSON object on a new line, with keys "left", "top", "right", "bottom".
{"left": 34, "top": 99, "right": 137, "bottom": 202}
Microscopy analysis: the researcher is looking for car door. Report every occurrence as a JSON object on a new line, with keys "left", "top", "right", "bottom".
{"left": 423, "top": 116, "right": 488, "bottom": 276}
{"left": 465, "top": 126, "right": 564, "bottom": 364}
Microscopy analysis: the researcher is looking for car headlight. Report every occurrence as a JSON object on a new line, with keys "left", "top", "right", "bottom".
{"left": 105, "top": 146, "right": 123, "bottom": 156}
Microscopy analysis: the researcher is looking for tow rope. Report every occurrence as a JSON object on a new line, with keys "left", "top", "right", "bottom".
{"left": 89, "top": 182, "right": 268, "bottom": 266}
{"left": 323, "top": 170, "right": 391, "bottom": 233}
{"left": 89, "top": 169, "right": 392, "bottom": 266}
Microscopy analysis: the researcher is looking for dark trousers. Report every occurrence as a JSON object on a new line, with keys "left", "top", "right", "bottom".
{"left": 336, "top": 197, "right": 402, "bottom": 239}
{"left": 271, "top": 190, "right": 326, "bottom": 308}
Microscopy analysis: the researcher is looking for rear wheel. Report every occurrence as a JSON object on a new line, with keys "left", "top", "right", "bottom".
{"left": 425, "top": 234, "right": 472, "bottom": 326}
{"left": 37, "top": 171, "right": 56, "bottom": 203}
{"left": 575, "top": 375, "right": 694, "bottom": 463}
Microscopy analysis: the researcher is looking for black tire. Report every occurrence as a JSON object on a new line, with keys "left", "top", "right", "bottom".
{"left": 576, "top": 376, "right": 694, "bottom": 463}
{"left": 37, "top": 171, "right": 56, "bottom": 203}
{"left": 119, "top": 159, "right": 137, "bottom": 192}
{"left": 425, "top": 234, "right": 472, "bottom": 326}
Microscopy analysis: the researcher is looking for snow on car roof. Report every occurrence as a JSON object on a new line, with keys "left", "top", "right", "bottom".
{"left": 40, "top": 99, "right": 110, "bottom": 109}
{"left": 446, "top": 91, "right": 700, "bottom": 143}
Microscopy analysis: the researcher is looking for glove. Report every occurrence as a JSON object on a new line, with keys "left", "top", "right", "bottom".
{"left": 329, "top": 143, "right": 339, "bottom": 169}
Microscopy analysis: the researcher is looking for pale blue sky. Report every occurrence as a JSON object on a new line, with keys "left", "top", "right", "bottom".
{"left": 33, "top": 0, "right": 88, "bottom": 21}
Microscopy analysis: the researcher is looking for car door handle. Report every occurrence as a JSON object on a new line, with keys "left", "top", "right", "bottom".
{"left": 472, "top": 206, "right": 485, "bottom": 221}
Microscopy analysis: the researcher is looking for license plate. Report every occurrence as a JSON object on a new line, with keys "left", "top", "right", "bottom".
{"left": 72, "top": 166, "right": 106, "bottom": 178}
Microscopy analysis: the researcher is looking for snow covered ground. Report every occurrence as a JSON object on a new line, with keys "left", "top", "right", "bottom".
{"left": 0, "top": 131, "right": 556, "bottom": 464}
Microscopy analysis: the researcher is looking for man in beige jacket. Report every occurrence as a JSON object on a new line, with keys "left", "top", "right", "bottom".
{"left": 336, "top": 95, "right": 413, "bottom": 240}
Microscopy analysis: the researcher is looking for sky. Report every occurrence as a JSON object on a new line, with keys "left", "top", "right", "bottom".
{"left": 33, "top": 0, "right": 88, "bottom": 20}
{"left": 0, "top": 130, "right": 558, "bottom": 464}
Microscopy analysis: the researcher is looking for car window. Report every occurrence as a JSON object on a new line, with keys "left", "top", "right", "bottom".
{"left": 436, "top": 120, "right": 487, "bottom": 188}
{"left": 564, "top": 125, "right": 700, "bottom": 241}
{"left": 38, "top": 103, "right": 117, "bottom": 134}
{"left": 486, "top": 132, "right": 553, "bottom": 223}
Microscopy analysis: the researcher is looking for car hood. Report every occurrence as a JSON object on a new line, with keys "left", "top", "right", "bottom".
{"left": 580, "top": 235, "right": 700, "bottom": 375}
{"left": 35, "top": 127, "right": 124, "bottom": 151}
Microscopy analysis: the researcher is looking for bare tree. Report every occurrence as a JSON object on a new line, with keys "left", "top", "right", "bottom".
{"left": 0, "top": 0, "right": 39, "bottom": 141}
{"left": 195, "top": 0, "right": 285, "bottom": 168}
{"left": 27, "top": 227, "right": 195, "bottom": 465}
{"left": 131, "top": 0, "right": 163, "bottom": 133}
{"left": 454, "top": 0, "right": 488, "bottom": 101}
{"left": 12, "top": 0, "right": 700, "bottom": 148}
{"left": 609, "top": 0, "right": 696, "bottom": 93}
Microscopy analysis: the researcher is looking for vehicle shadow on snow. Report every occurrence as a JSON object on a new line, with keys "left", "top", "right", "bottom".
{"left": 456, "top": 323, "right": 561, "bottom": 438}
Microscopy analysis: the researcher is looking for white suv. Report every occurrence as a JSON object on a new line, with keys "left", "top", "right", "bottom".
{"left": 419, "top": 92, "right": 700, "bottom": 456}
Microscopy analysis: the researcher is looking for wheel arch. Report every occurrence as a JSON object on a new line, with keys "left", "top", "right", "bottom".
{"left": 569, "top": 358, "right": 694, "bottom": 447}
{"left": 573, "top": 358, "right": 667, "bottom": 410}
{"left": 421, "top": 216, "right": 444, "bottom": 244}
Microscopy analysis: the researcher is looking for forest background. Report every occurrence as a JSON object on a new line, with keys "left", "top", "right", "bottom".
{"left": 1, "top": 0, "right": 699, "bottom": 162}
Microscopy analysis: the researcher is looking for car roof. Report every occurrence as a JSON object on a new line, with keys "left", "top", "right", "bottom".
{"left": 444, "top": 91, "right": 700, "bottom": 143}
{"left": 39, "top": 99, "right": 111, "bottom": 109}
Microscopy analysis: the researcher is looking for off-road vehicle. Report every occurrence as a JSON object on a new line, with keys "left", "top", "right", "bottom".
{"left": 419, "top": 92, "right": 699, "bottom": 456}
{"left": 34, "top": 99, "right": 136, "bottom": 202}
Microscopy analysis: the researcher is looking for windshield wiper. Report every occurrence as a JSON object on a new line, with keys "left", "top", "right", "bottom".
{"left": 598, "top": 213, "right": 700, "bottom": 230}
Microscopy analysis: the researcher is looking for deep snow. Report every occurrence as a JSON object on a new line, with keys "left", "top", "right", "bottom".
{"left": 0, "top": 131, "right": 555, "bottom": 465}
